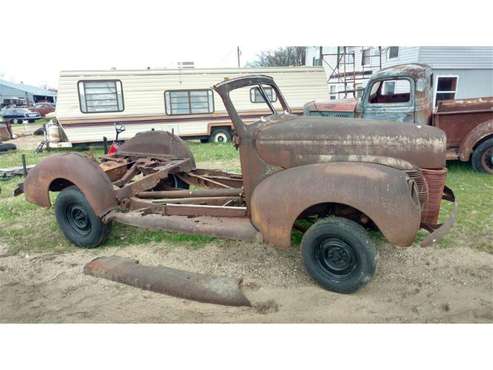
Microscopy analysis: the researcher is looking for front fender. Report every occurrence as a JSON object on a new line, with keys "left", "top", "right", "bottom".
{"left": 24, "top": 153, "right": 117, "bottom": 217}
{"left": 459, "top": 119, "right": 493, "bottom": 161}
{"left": 250, "top": 162, "right": 421, "bottom": 249}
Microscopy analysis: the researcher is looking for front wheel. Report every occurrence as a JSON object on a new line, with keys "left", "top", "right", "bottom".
{"left": 301, "top": 217, "right": 377, "bottom": 294}
{"left": 55, "top": 186, "right": 111, "bottom": 248}
{"left": 471, "top": 138, "right": 493, "bottom": 174}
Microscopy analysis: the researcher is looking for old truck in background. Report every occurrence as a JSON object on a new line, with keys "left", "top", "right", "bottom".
{"left": 304, "top": 64, "right": 493, "bottom": 173}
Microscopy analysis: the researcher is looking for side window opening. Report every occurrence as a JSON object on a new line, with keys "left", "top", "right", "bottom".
{"left": 368, "top": 79, "right": 411, "bottom": 104}
{"left": 78, "top": 80, "right": 124, "bottom": 113}
{"left": 388, "top": 46, "right": 399, "bottom": 59}
{"left": 435, "top": 76, "right": 458, "bottom": 106}
{"left": 164, "top": 89, "right": 214, "bottom": 115}
{"left": 249, "top": 86, "right": 277, "bottom": 103}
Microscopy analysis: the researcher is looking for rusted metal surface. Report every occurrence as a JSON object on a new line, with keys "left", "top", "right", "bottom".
{"left": 179, "top": 169, "right": 243, "bottom": 189}
{"left": 137, "top": 188, "right": 242, "bottom": 199}
{"left": 457, "top": 119, "right": 493, "bottom": 161}
{"left": 114, "top": 159, "right": 191, "bottom": 201}
{"left": 421, "top": 186, "right": 457, "bottom": 247}
{"left": 110, "top": 212, "right": 259, "bottom": 241}
{"left": 213, "top": 74, "right": 454, "bottom": 247}
{"left": 355, "top": 64, "right": 434, "bottom": 125}
{"left": 304, "top": 99, "right": 357, "bottom": 115}
{"left": 84, "top": 256, "right": 251, "bottom": 307}
{"left": 249, "top": 162, "right": 421, "bottom": 248}
{"left": 116, "top": 130, "right": 196, "bottom": 169}
{"left": 255, "top": 116, "right": 447, "bottom": 170}
{"left": 420, "top": 168, "right": 447, "bottom": 225}
{"left": 23, "top": 153, "right": 117, "bottom": 217}
{"left": 436, "top": 96, "right": 493, "bottom": 114}
{"left": 99, "top": 159, "right": 129, "bottom": 182}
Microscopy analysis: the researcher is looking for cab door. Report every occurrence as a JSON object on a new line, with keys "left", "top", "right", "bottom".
{"left": 361, "top": 78, "right": 415, "bottom": 123}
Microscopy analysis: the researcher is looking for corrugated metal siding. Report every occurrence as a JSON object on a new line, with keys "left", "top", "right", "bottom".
{"left": 418, "top": 47, "right": 493, "bottom": 69}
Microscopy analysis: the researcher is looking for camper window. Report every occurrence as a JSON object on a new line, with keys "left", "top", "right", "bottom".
{"left": 165, "top": 89, "right": 214, "bottom": 115}
{"left": 250, "top": 86, "right": 277, "bottom": 103}
{"left": 78, "top": 80, "right": 124, "bottom": 113}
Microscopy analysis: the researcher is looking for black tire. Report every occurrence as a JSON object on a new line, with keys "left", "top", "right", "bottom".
{"left": 55, "top": 186, "right": 111, "bottom": 248}
{"left": 210, "top": 128, "right": 232, "bottom": 143}
{"left": 0, "top": 143, "right": 16, "bottom": 152}
{"left": 16, "top": 119, "right": 24, "bottom": 124}
{"left": 471, "top": 138, "right": 493, "bottom": 174}
{"left": 33, "top": 127, "right": 46, "bottom": 136}
{"left": 301, "top": 217, "right": 377, "bottom": 294}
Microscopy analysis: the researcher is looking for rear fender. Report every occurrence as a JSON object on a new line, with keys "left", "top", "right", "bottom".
{"left": 250, "top": 162, "right": 421, "bottom": 248}
{"left": 24, "top": 153, "right": 117, "bottom": 217}
{"left": 459, "top": 119, "right": 493, "bottom": 161}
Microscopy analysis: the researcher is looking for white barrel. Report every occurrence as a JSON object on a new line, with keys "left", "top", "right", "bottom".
{"left": 47, "top": 122, "right": 61, "bottom": 143}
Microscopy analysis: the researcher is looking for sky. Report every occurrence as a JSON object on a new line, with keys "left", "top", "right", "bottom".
{"left": 0, "top": 44, "right": 264, "bottom": 89}
{"left": 0, "top": 1, "right": 283, "bottom": 89}
{"left": 1, "top": 0, "right": 488, "bottom": 90}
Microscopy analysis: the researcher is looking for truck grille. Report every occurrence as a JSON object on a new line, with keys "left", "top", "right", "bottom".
{"left": 420, "top": 168, "right": 448, "bottom": 225}
{"left": 405, "top": 169, "right": 428, "bottom": 207}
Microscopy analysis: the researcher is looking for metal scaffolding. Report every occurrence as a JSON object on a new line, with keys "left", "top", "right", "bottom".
{"left": 322, "top": 46, "right": 384, "bottom": 98}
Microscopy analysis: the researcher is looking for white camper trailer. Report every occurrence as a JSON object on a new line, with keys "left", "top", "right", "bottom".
{"left": 50, "top": 66, "right": 328, "bottom": 146}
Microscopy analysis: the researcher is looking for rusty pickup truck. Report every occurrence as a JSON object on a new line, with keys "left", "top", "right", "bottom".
{"left": 305, "top": 64, "right": 493, "bottom": 173}
{"left": 20, "top": 75, "right": 456, "bottom": 294}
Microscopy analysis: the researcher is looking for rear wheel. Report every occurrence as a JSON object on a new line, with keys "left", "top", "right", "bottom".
{"left": 301, "top": 217, "right": 377, "bottom": 294}
{"left": 210, "top": 128, "right": 232, "bottom": 143}
{"left": 472, "top": 138, "right": 493, "bottom": 174}
{"left": 55, "top": 186, "right": 111, "bottom": 248}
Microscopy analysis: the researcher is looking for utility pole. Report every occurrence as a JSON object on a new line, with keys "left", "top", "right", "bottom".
{"left": 237, "top": 46, "right": 241, "bottom": 67}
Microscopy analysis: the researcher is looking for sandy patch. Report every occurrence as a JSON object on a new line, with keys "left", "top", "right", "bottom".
{"left": 0, "top": 240, "right": 491, "bottom": 323}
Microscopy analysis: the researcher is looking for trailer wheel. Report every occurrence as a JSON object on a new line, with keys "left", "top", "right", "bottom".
{"left": 55, "top": 186, "right": 111, "bottom": 248}
{"left": 210, "top": 128, "right": 232, "bottom": 143}
{"left": 16, "top": 119, "right": 24, "bottom": 124}
{"left": 472, "top": 138, "right": 493, "bottom": 174}
{"left": 301, "top": 217, "right": 377, "bottom": 294}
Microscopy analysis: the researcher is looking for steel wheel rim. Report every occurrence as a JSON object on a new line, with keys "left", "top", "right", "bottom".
{"left": 480, "top": 147, "right": 493, "bottom": 173}
{"left": 66, "top": 204, "right": 91, "bottom": 235}
{"left": 315, "top": 237, "right": 358, "bottom": 278}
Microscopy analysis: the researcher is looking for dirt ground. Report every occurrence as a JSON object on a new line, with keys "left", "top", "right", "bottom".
{"left": 1, "top": 130, "right": 492, "bottom": 323}
{"left": 1, "top": 239, "right": 492, "bottom": 323}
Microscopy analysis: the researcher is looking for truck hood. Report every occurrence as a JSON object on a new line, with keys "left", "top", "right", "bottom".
{"left": 304, "top": 99, "right": 357, "bottom": 113}
{"left": 255, "top": 115, "right": 446, "bottom": 169}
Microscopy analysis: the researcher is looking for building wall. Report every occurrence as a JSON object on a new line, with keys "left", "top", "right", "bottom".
{"left": 307, "top": 46, "right": 493, "bottom": 101}
{"left": 418, "top": 47, "right": 493, "bottom": 69}
{"left": 0, "top": 84, "right": 32, "bottom": 105}
{"left": 433, "top": 69, "right": 493, "bottom": 101}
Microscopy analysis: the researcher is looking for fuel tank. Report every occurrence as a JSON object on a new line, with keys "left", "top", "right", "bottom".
{"left": 254, "top": 115, "right": 446, "bottom": 169}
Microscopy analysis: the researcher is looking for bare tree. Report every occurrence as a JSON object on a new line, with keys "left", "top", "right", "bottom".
{"left": 248, "top": 47, "right": 306, "bottom": 67}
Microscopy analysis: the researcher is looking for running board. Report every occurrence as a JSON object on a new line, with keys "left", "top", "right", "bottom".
{"left": 84, "top": 256, "right": 251, "bottom": 307}
{"left": 109, "top": 211, "right": 261, "bottom": 242}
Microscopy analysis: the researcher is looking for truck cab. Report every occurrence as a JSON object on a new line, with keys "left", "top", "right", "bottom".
{"left": 305, "top": 64, "right": 493, "bottom": 173}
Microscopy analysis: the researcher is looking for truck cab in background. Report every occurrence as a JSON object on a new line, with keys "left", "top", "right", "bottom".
{"left": 304, "top": 64, "right": 493, "bottom": 173}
